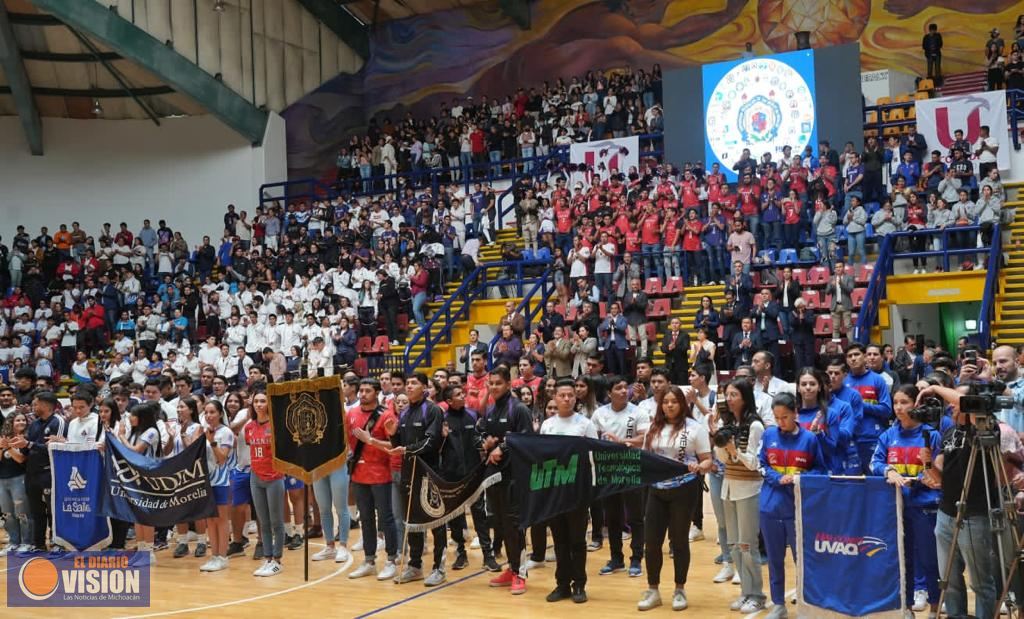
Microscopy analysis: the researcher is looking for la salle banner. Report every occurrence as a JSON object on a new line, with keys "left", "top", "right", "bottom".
{"left": 50, "top": 443, "right": 111, "bottom": 552}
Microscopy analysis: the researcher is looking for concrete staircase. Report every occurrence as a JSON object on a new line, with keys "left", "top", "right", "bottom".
{"left": 993, "top": 184, "right": 1024, "bottom": 346}
{"left": 937, "top": 71, "right": 987, "bottom": 97}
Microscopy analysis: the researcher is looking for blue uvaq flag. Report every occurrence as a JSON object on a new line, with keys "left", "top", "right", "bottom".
{"left": 795, "top": 475, "right": 905, "bottom": 618}
{"left": 49, "top": 443, "right": 111, "bottom": 552}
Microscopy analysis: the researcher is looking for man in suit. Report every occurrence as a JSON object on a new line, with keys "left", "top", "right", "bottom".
{"left": 621, "top": 278, "right": 649, "bottom": 359}
{"left": 893, "top": 335, "right": 925, "bottom": 385}
{"left": 824, "top": 260, "right": 855, "bottom": 340}
{"left": 774, "top": 266, "right": 802, "bottom": 336}
{"left": 458, "top": 329, "right": 488, "bottom": 374}
{"left": 730, "top": 317, "right": 761, "bottom": 369}
{"left": 537, "top": 301, "right": 565, "bottom": 342}
{"left": 725, "top": 261, "right": 754, "bottom": 316}
{"left": 790, "top": 299, "right": 817, "bottom": 372}
{"left": 660, "top": 317, "right": 690, "bottom": 385}
{"left": 751, "top": 289, "right": 782, "bottom": 376}
{"left": 598, "top": 302, "right": 630, "bottom": 377}
{"left": 719, "top": 289, "right": 742, "bottom": 369}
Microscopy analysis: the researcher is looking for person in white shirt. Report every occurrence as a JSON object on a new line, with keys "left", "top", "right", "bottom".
{"left": 751, "top": 352, "right": 793, "bottom": 400}
{"left": 131, "top": 350, "right": 151, "bottom": 385}
{"left": 197, "top": 336, "right": 222, "bottom": 369}
{"left": 113, "top": 332, "right": 135, "bottom": 356}
{"left": 277, "top": 312, "right": 303, "bottom": 352}
{"left": 973, "top": 124, "right": 999, "bottom": 178}
{"left": 61, "top": 391, "right": 103, "bottom": 446}
{"left": 307, "top": 337, "right": 334, "bottom": 377}
{"left": 733, "top": 366, "right": 775, "bottom": 426}
{"left": 638, "top": 368, "right": 672, "bottom": 421}
{"left": 539, "top": 378, "right": 597, "bottom": 602}
{"left": 223, "top": 316, "right": 246, "bottom": 351}
{"left": 591, "top": 376, "right": 649, "bottom": 575}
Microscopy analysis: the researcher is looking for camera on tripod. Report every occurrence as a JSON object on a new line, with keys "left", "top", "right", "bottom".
{"left": 960, "top": 380, "right": 1014, "bottom": 416}
{"left": 910, "top": 396, "right": 945, "bottom": 425}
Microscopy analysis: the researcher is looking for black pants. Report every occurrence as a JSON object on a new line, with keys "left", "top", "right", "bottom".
{"left": 529, "top": 524, "right": 547, "bottom": 562}
{"left": 605, "top": 488, "right": 644, "bottom": 564}
{"left": 550, "top": 505, "right": 589, "bottom": 590}
{"left": 381, "top": 302, "right": 398, "bottom": 342}
{"left": 407, "top": 526, "right": 446, "bottom": 570}
{"left": 926, "top": 54, "right": 942, "bottom": 80}
{"left": 645, "top": 481, "right": 701, "bottom": 588}
{"left": 692, "top": 478, "right": 705, "bottom": 531}
{"left": 110, "top": 519, "right": 130, "bottom": 549}
{"left": 26, "top": 475, "right": 51, "bottom": 549}
{"left": 589, "top": 499, "right": 604, "bottom": 544}
{"left": 486, "top": 481, "right": 524, "bottom": 573}
{"left": 469, "top": 495, "right": 493, "bottom": 557}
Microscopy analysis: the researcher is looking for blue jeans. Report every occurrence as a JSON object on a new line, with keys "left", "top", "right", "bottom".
{"left": 354, "top": 481, "right": 398, "bottom": 561}
{"left": 847, "top": 231, "right": 866, "bottom": 264}
{"left": 359, "top": 164, "right": 372, "bottom": 193}
{"left": 390, "top": 471, "right": 406, "bottom": 552}
{"left": 816, "top": 233, "right": 835, "bottom": 267}
{"left": 459, "top": 152, "right": 473, "bottom": 178}
{"left": 489, "top": 150, "right": 502, "bottom": 177}
{"left": 663, "top": 248, "right": 681, "bottom": 279}
{"left": 595, "top": 272, "right": 613, "bottom": 305}
{"left": 934, "top": 510, "right": 998, "bottom": 619}
{"left": 705, "top": 246, "right": 727, "bottom": 282}
{"left": 745, "top": 215, "right": 762, "bottom": 247}
{"left": 312, "top": 466, "right": 351, "bottom": 546}
{"left": 642, "top": 242, "right": 664, "bottom": 281}
{"left": 250, "top": 475, "right": 286, "bottom": 559}
{"left": 0, "top": 475, "right": 30, "bottom": 546}
{"left": 521, "top": 146, "right": 534, "bottom": 173}
{"left": 412, "top": 291, "right": 427, "bottom": 328}
{"left": 723, "top": 494, "right": 764, "bottom": 600}
{"left": 761, "top": 220, "right": 782, "bottom": 253}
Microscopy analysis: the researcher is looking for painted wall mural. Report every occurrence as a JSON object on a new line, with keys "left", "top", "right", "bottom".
{"left": 282, "top": 0, "right": 1023, "bottom": 179}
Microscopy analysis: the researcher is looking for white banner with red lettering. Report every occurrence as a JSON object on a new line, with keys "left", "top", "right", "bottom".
{"left": 570, "top": 135, "right": 640, "bottom": 180}
{"left": 914, "top": 90, "right": 1009, "bottom": 170}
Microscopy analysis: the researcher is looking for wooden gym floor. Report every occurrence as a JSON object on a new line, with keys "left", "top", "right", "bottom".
{"left": 1, "top": 506, "right": 796, "bottom": 618}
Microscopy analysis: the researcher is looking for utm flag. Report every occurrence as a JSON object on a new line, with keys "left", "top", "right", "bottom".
{"left": 401, "top": 457, "right": 502, "bottom": 533}
{"left": 267, "top": 376, "right": 349, "bottom": 483}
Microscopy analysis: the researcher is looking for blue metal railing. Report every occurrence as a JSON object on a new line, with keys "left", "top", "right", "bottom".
{"left": 487, "top": 269, "right": 557, "bottom": 369}
{"left": 1010, "top": 89, "right": 1024, "bottom": 151}
{"left": 402, "top": 259, "right": 551, "bottom": 373}
{"left": 855, "top": 224, "right": 995, "bottom": 344}
{"left": 978, "top": 222, "right": 1003, "bottom": 351}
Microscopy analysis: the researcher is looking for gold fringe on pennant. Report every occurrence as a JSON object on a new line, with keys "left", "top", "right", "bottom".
{"left": 267, "top": 376, "right": 352, "bottom": 485}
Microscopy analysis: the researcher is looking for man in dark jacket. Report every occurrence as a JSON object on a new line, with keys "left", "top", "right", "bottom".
{"left": 621, "top": 278, "right": 649, "bottom": 358}
{"left": 12, "top": 392, "right": 66, "bottom": 550}
{"left": 922, "top": 23, "right": 943, "bottom": 83}
{"left": 752, "top": 289, "right": 782, "bottom": 376}
{"left": 377, "top": 270, "right": 401, "bottom": 345}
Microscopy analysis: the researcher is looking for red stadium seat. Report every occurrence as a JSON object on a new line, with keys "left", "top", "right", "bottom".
{"left": 855, "top": 264, "right": 874, "bottom": 285}
{"left": 372, "top": 336, "right": 391, "bottom": 354}
{"left": 356, "top": 336, "right": 373, "bottom": 353}
{"left": 664, "top": 277, "right": 683, "bottom": 295}
{"left": 646, "top": 322, "right": 658, "bottom": 343}
{"left": 648, "top": 299, "right": 670, "bottom": 319}
{"left": 801, "top": 290, "right": 820, "bottom": 309}
{"left": 807, "top": 266, "right": 830, "bottom": 287}
{"left": 821, "top": 294, "right": 833, "bottom": 309}
{"left": 851, "top": 288, "right": 867, "bottom": 309}
{"left": 599, "top": 302, "right": 607, "bottom": 318}
{"left": 791, "top": 268, "right": 808, "bottom": 286}
{"left": 644, "top": 278, "right": 663, "bottom": 296}
{"left": 813, "top": 315, "right": 833, "bottom": 337}
{"left": 565, "top": 305, "right": 578, "bottom": 322}
{"left": 353, "top": 358, "right": 368, "bottom": 377}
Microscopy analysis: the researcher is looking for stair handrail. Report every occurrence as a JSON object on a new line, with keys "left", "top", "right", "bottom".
{"left": 403, "top": 259, "right": 551, "bottom": 373}
{"left": 978, "top": 222, "right": 1002, "bottom": 352}
{"left": 487, "top": 267, "right": 555, "bottom": 369}
{"left": 854, "top": 233, "right": 893, "bottom": 344}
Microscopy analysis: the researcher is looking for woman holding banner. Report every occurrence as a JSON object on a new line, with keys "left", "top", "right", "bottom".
{"left": 119, "top": 401, "right": 162, "bottom": 564}
{"left": 169, "top": 398, "right": 207, "bottom": 559}
{"left": 795, "top": 368, "right": 852, "bottom": 475}
{"left": 712, "top": 379, "right": 766, "bottom": 614}
{"left": 637, "top": 385, "right": 712, "bottom": 611}
{"left": 870, "top": 384, "right": 942, "bottom": 617}
{"left": 246, "top": 391, "right": 287, "bottom": 577}
{"left": 200, "top": 399, "right": 236, "bottom": 572}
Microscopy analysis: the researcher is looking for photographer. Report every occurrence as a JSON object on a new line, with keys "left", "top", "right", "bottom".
{"left": 918, "top": 383, "right": 1002, "bottom": 619}
{"left": 992, "top": 345, "right": 1024, "bottom": 433}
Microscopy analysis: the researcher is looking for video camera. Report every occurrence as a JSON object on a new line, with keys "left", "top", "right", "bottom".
{"left": 910, "top": 396, "right": 945, "bottom": 426}
{"left": 960, "top": 380, "right": 1014, "bottom": 416}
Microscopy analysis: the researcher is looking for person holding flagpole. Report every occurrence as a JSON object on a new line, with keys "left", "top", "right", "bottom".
{"left": 637, "top": 385, "right": 712, "bottom": 611}
{"left": 758, "top": 393, "right": 827, "bottom": 619}
{"left": 539, "top": 378, "right": 598, "bottom": 604}
{"left": 117, "top": 400, "right": 160, "bottom": 564}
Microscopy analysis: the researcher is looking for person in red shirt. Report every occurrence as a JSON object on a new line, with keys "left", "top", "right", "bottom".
{"left": 554, "top": 199, "right": 574, "bottom": 256}
{"left": 782, "top": 189, "right": 803, "bottom": 250}
{"left": 680, "top": 172, "right": 701, "bottom": 210}
{"left": 512, "top": 358, "right": 543, "bottom": 398}
{"left": 348, "top": 378, "right": 401, "bottom": 580}
{"left": 737, "top": 172, "right": 762, "bottom": 242}
{"left": 682, "top": 208, "right": 705, "bottom": 286}
{"left": 246, "top": 391, "right": 287, "bottom": 577}
{"left": 464, "top": 351, "right": 491, "bottom": 413}
{"left": 639, "top": 205, "right": 663, "bottom": 281}
{"left": 410, "top": 261, "right": 430, "bottom": 328}
{"left": 661, "top": 206, "right": 682, "bottom": 280}
{"left": 80, "top": 297, "right": 107, "bottom": 356}
{"left": 717, "top": 184, "right": 738, "bottom": 222}
{"left": 784, "top": 155, "right": 809, "bottom": 201}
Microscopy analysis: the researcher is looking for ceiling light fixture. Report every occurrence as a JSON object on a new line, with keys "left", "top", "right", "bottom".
{"left": 213, "top": 0, "right": 226, "bottom": 13}
{"left": 91, "top": 98, "right": 104, "bottom": 116}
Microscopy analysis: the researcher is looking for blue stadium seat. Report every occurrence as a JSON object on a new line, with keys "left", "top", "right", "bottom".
{"left": 758, "top": 249, "right": 776, "bottom": 263}
{"left": 778, "top": 248, "right": 798, "bottom": 264}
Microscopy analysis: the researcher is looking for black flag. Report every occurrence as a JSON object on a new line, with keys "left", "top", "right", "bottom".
{"left": 505, "top": 434, "right": 691, "bottom": 528}
{"left": 401, "top": 456, "right": 502, "bottom": 533}
{"left": 267, "top": 376, "right": 350, "bottom": 483}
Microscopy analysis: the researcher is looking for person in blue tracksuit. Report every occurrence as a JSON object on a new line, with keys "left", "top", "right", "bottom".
{"left": 824, "top": 357, "right": 864, "bottom": 473}
{"left": 870, "top": 383, "right": 942, "bottom": 618}
{"left": 759, "top": 393, "right": 827, "bottom": 619}
{"left": 794, "top": 368, "right": 850, "bottom": 475}
{"left": 844, "top": 343, "right": 893, "bottom": 473}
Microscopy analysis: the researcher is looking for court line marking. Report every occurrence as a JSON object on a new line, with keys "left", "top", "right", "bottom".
{"left": 352, "top": 569, "right": 487, "bottom": 618}
{"left": 114, "top": 544, "right": 351, "bottom": 619}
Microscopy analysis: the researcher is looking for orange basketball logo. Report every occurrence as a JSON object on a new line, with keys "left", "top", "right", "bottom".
{"left": 19, "top": 558, "right": 60, "bottom": 601}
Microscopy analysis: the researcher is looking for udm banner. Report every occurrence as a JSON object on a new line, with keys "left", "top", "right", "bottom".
{"left": 505, "top": 434, "right": 690, "bottom": 528}
{"left": 914, "top": 90, "right": 1009, "bottom": 170}
{"left": 795, "top": 475, "right": 905, "bottom": 618}
{"left": 101, "top": 434, "right": 217, "bottom": 528}
{"left": 50, "top": 443, "right": 111, "bottom": 552}
{"left": 401, "top": 457, "right": 502, "bottom": 533}
{"left": 267, "top": 376, "right": 349, "bottom": 484}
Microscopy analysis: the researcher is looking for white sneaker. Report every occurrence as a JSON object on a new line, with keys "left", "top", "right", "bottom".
{"left": 524, "top": 558, "right": 546, "bottom": 571}
{"left": 713, "top": 564, "right": 735, "bottom": 583}
{"left": 245, "top": 521, "right": 258, "bottom": 536}
{"left": 351, "top": 538, "right": 364, "bottom": 552}
{"left": 262, "top": 560, "right": 282, "bottom": 577}
{"left": 672, "top": 589, "right": 688, "bottom": 611}
{"left": 312, "top": 547, "right": 335, "bottom": 561}
{"left": 349, "top": 562, "right": 377, "bottom": 579}
{"left": 0, "top": 544, "right": 14, "bottom": 556}
{"left": 688, "top": 525, "right": 704, "bottom": 542}
{"left": 253, "top": 560, "right": 272, "bottom": 576}
{"left": 377, "top": 561, "right": 397, "bottom": 581}
{"left": 335, "top": 546, "right": 351, "bottom": 563}
{"left": 912, "top": 590, "right": 928, "bottom": 612}
{"left": 740, "top": 598, "right": 766, "bottom": 613}
{"left": 201, "top": 556, "right": 227, "bottom": 572}
{"left": 732, "top": 571, "right": 741, "bottom": 585}
{"left": 730, "top": 595, "right": 749, "bottom": 611}
{"left": 18, "top": 544, "right": 34, "bottom": 553}
{"left": 424, "top": 568, "right": 447, "bottom": 587}
{"left": 470, "top": 536, "right": 480, "bottom": 549}
{"left": 638, "top": 589, "right": 662, "bottom": 611}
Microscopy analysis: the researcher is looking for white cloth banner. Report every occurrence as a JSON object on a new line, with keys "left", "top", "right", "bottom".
{"left": 569, "top": 135, "right": 640, "bottom": 180}
{"left": 914, "top": 90, "right": 1009, "bottom": 170}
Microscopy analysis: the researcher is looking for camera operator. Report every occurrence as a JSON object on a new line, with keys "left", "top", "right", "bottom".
{"left": 957, "top": 345, "right": 993, "bottom": 388}
{"left": 992, "top": 344, "right": 1024, "bottom": 434}
{"left": 918, "top": 383, "right": 1004, "bottom": 619}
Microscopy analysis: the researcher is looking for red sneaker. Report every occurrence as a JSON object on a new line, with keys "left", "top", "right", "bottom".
{"left": 510, "top": 575, "right": 526, "bottom": 595}
{"left": 489, "top": 568, "right": 515, "bottom": 587}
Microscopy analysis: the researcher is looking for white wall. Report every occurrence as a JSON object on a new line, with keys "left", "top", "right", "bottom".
{"left": 886, "top": 303, "right": 940, "bottom": 349}
{"left": 0, "top": 114, "right": 286, "bottom": 246}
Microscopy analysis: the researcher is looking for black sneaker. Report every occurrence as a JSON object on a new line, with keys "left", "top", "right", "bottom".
{"left": 545, "top": 587, "right": 572, "bottom": 603}
{"left": 286, "top": 534, "right": 304, "bottom": 550}
{"left": 194, "top": 543, "right": 207, "bottom": 558}
{"left": 252, "top": 542, "right": 264, "bottom": 560}
{"left": 482, "top": 554, "right": 502, "bottom": 572}
{"left": 452, "top": 552, "right": 469, "bottom": 571}
{"left": 152, "top": 540, "right": 169, "bottom": 552}
{"left": 226, "top": 541, "right": 246, "bottom": 557}
{"left": 571, "top": 585, "right": 588, "bottom": 604}
{"left": 306, "top": 525, "right": 323, "bottom": 539}
{"left": 172, "top": 543, "right": 189, "bottom": 558}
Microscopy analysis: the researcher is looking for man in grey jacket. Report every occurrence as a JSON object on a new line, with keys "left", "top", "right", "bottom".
{"left": 844, "top": 196, "right": 868, "bottom": 265}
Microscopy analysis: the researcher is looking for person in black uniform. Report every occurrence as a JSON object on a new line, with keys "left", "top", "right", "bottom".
{"left": 11, "top": 392, "right": 66, "bottom": 551}
{"left": 441, "top": 385, "right": 498, "bottom": 571}
{"left": 477, "top": 365, "right": 534, "bottom": 595}
{"left": 389, "top": 372, "right": 445, "bottom": 586}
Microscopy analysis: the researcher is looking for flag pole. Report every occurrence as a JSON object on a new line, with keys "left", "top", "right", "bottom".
{"left": 398, "top": 456, "right": 415, "bottom": 581}
{"left": 303, "top": 484, "right": 309, "bottom": 582}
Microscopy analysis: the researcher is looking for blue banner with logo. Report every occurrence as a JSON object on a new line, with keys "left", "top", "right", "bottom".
{"left": 7, "top": 551, "right": 150, "bottom": 607}
{"left": 49, "top": 443, "right": 111, "bottom": 552}
{"left": 101, "top": 433, "right": 217, "bottom": 527}
{"left": 795, "top": 475, "right": 905, "bottom": 618}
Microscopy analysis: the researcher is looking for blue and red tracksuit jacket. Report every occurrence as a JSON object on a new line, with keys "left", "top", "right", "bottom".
{"left": 845, "top": 370, "right": 893, "bottom": 445}
{"left": 797, "top": 400, "right": 852, "bottom": 475}
{"left": 869, "top": 422, "right": 942, "bottom": 508}
{"left": 758, "top": 425, "right": 828, "bottom": 519}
